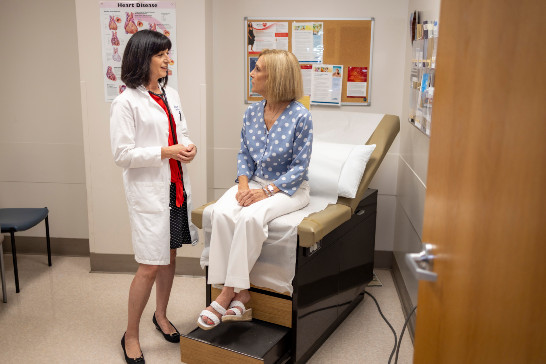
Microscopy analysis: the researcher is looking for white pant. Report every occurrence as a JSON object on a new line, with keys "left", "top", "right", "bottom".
{"left": 207, "top": 177, "right": 310, "bottom": 291}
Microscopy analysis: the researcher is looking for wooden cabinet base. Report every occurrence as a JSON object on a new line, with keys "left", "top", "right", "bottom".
{"left": 180, "top": 320, "right": 290, "bottom": 364}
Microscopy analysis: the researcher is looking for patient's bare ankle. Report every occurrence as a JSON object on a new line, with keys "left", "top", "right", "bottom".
{"left": 226, "top": 290, "right": 250, "bottom": 315}
{"left": 201, "top": 289, "right": 234, "bottom": 324}
{"left": 217, "top": 289, "right": 235, "bottom": 306}
{"left": 234, "top": 290, "right": 250, "bottom": 304}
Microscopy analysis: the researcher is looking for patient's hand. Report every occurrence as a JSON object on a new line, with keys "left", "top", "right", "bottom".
{"left": 236, "top": 188, "right": 268, "bottom": 207}
{"left": 235, "top": 185, "right": 249, "bottom": 202}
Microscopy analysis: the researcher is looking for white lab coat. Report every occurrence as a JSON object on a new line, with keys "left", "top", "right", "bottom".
{"left": 110, "top": 85, "right": 199, "bottom": 265}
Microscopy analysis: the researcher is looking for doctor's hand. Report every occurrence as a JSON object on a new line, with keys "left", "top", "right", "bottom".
{"left": 177, "top": 144, "right": 196, "bottom": 163}
{"left": 161, "top": 144, "right": 189, "bottom": 161}
{"left": 236, "top": 188, "right": 268, "bottom": 207}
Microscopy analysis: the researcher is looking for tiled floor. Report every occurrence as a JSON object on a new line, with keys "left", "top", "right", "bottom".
{"left": 0, "top": 254, "right": 413, "bottom": 363}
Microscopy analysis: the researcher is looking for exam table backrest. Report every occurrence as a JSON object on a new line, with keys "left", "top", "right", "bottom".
{"left": 295, "top": 113, "right": 399, "bottom": 247}
{"left": 338, "top": 114, "right": 400, "bottom": 213}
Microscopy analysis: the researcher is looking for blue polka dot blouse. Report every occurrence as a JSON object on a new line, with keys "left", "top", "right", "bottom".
{"left": 236, "top": 100, "right": 313, "bottom": 196}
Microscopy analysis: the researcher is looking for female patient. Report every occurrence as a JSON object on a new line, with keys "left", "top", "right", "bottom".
{"left": 110, "top": 30, "right": 198, "bottom": 363}
{"left": 198, "top": 49, "right": 313, "bottom": 329}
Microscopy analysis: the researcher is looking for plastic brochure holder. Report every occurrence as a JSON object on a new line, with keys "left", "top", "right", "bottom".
{"left": 408, "top": 16, "right": 438, "bottom": 137}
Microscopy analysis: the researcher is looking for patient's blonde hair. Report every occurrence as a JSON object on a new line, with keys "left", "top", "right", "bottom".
{"left": 259, "top": 49, "right": 303, "bottom": 103}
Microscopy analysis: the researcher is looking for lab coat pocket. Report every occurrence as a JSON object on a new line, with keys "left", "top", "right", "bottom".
{"left": 127, "top": 182, "right": 166, "bottom": 213}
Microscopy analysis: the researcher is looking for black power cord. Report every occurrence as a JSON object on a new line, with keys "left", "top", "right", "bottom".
{"left": 364, "top": 291, "right": 417, "bottom": 364}
{"left": 364, "top": 291, "right": 398, "bottom": 363}
{"left": 395, "top": 305, "right": 418, "bottom": 364}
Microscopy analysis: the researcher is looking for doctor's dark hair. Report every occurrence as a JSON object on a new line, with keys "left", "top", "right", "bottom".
{"left": 121, "top": 30, "right": 172, "bottom": 89}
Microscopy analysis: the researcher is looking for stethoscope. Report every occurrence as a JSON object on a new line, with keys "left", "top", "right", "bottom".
{"left": 149, "top": 86, "right": 186, "bottom": 196}
{"left": 149, "top": 86, "right": 175, "bottom": 125}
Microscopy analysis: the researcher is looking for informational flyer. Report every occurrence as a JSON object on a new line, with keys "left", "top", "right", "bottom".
{"left": 310, "top": 64, "right": 342, "bottom": 105}
{"left": 247, "top": 22, "right": 289, "bottom": 55}
{"left": 347, "top": 66, "right": 368, "bottom": 100}
{"left": 99, "top": 1, "right": 177, "bottom": 102}
{"left": 300, "top": 64, "right": 313, "bottom": 96}
{"left": 292, "top": 22, "right": 323, "bottom": 63}
{"left": 248, "top": 57, "right": 260, "bottom": 97}
{"left": 416, "top": 71, "right": 434, "bottom": 135}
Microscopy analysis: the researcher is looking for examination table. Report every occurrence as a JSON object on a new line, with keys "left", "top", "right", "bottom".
{"left": 180, "top": 113, "right": 400, "bottom": 364}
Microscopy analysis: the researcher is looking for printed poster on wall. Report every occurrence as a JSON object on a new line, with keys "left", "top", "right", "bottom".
{"left": 248, "top": 57, "right": 260, "bottom": 97}
{"left": 100, "top": 1, "right": 177, "bottom": 102}
{"left": 247, "top": 21, "right": 289, "bottom": 55}
{"left": 310, "top": 64, "right": 342, "bottom": 105}
{"left": 300, "top": 64, "right": 313, "bottom": 96}
{"left": 347, "top": 66, "right": 368, "bottom": 101}
{"left": 291, "top": 22, "right": 323, "bottom": 63}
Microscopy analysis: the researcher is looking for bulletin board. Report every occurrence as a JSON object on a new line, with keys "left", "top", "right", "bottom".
{"left": 245, "top": 17, "right": 374, "bottom": 106}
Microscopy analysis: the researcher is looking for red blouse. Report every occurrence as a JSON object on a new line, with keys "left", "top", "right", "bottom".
{"left": 149, "top": 92, "right": 184, "bottom": 207}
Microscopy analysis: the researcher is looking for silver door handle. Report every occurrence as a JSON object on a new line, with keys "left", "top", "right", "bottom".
{"left": 405, "top": 243, "right": 437, "bottom": 282}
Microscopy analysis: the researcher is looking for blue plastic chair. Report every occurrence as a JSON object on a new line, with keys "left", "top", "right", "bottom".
{"left": 0, "top": 234, "right": 6, "bottom": 302}
{"left": 0, "top": 208, "right": 51, "bottom": 294}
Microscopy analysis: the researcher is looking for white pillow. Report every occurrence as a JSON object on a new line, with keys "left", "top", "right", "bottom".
{"left": 338, "top": 144, "right": 376, "bottom": 198}
{"left": 310, "top": 141, "right": 376, "bottom": 198}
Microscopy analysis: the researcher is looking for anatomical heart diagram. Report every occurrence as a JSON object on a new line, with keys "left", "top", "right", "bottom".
{"left": 106, "top": 66, "right": 116, "bottom": 81}
{"left": 112, "top": 48, "right": 121, "bottom": 62}
{"left": 111, "top": 31, "right": 120, "bottom": 46}
{"left": 109, "top": 16, "right": 117, "bottom": 30}
{"left": 125, "top": 12, "right": 138, "bottom": 34}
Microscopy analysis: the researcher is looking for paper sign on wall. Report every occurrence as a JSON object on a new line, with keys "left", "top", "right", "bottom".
{"left": 310, "top": 64, "right": 343, "bottom": 106}
{"left": 248, "top": 22, "right": 289, "bottom": 55}
{"left": 292, "top": 22, "right": 323, "bottom": 63}
{"left": 99, "top": 1, "right": 177, "bottom": 102}
{"left": 347, "top": 66, "right": 368, "bottom": 101}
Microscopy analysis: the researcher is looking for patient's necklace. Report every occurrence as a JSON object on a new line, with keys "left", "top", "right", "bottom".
{"left": 265, "top": 101, "right": 286, "bottom": 130}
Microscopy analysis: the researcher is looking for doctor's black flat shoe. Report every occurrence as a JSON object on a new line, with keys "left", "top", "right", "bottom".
{"left": 121, "top": 333, "right": 145, "bottom": 364}
{"left": 153, "top": 312, "right": 181, "bottom": 343}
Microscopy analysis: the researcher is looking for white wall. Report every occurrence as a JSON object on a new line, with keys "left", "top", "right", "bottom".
{"left": 210, "top": 0, "right": 409, "bottom": 251}
{"left": 0, "top": 0, "right": 88, "bottom": 239}
{"left": 394, "top": 0, "right": 441, "bottom": 305}
{"left": 2, "top": 0, "right": 421, "bottom": 268}
{"left": 75, "top": 0, "right": 212, "bottom": 258}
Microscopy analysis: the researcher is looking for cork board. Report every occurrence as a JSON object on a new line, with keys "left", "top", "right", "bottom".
{"left": 245, "top": 18, "right": 374, "bottom": 105}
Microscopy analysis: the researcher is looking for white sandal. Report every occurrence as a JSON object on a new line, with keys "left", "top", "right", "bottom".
{"left": 197, "top": 301, "right": 227, "bottom": 330}
{"left": 222, "top": 300, "right": 253, "bottom": 323}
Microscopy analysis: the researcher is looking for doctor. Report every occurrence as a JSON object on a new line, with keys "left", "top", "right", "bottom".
{"left": 110, "top": 30, "right": 198, "bottom": 364}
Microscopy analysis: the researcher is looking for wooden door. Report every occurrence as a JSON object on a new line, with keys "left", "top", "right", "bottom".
{"left": 413, "top": 0, "right": 546, "bottom": 363}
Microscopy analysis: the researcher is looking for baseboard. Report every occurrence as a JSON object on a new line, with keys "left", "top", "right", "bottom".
{"left": 392, "top": 257, "right": 416, "bottom": 342}
{"left": 1, "top": 236, "right": 90, "bottom": 256}
{"left": 374, "top": 250, "right": 393, "bottom": 268}
{"left": 2, "top": 238, "right": 392, "bottom": 278}
{"left": 89, "top": 253, "right": 205, "bottom": 276}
